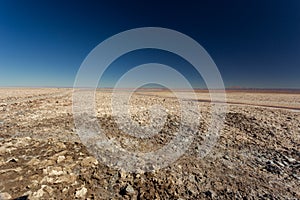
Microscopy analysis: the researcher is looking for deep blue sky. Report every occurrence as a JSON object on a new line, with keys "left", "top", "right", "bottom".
{"left": 0, "top": 0, "right": 299, "bottom": 88}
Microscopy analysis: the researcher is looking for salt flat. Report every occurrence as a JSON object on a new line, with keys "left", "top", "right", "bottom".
{"left": 0, "top": 88, "right": 299, "bottom": 199}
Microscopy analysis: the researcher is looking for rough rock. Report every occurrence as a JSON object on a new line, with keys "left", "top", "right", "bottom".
{"left": 75, "top": 186, "right": 87, "bottom": 198}
{"left": 0, "top": 89, "right": 299, "bottom": 199}
{"left": 0, "top": 192, "right": 12, "bottom": 200}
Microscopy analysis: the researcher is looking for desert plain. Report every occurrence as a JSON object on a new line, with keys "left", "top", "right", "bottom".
{"left": 0, "top": 88, "right": 299, "bottom": 199}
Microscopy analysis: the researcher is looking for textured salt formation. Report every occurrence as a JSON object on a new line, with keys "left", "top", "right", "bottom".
{"left": 0, "top": 88, "right": 299, "bottom": 199}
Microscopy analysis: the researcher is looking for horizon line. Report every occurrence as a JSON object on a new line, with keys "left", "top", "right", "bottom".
{"left": 1, "top": 86, "right": 300, "bottom": 91}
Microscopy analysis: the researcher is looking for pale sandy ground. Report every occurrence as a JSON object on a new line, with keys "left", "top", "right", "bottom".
{"left": 0, "top": 88, "right": 63, "bottom": 102}
{"left": 0, "top": 88, "right": 299, "bottom": 199}
{"left": 1, "top": 88, "right": 299, "bottom": 110}
{"left": 134, "top": 90, "right": 300, "bottom": 111}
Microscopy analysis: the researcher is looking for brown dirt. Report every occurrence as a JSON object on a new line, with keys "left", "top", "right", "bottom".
{"left": 0, "top": 88, "right": 299, "bottom": 199}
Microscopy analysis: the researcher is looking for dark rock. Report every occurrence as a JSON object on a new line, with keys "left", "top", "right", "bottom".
{"left": 205, "top": 190, "right": 216, "bottom": 198}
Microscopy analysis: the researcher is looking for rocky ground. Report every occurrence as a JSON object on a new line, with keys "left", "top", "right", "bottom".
{"left": 0, "top": 88, "right": 299, "bottom": 199}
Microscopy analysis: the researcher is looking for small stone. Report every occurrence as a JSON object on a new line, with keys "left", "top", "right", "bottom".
{"left": 32, "top": 187, "right": 45, "bottom": 198}
{"left": 6, "top": 157, "right": 18, "bottom": 163}
{"left": 205, "top": 190, "right": 216, "bottom": 198}
{"left": 223, "top": 155, "right": 230, "bottom": 160}
{"left": 49, "top": 169, "right": 65, "bottom": 176}
{"left": 281, "top": 160, "right": 288, "bottom": 165}
{"left": 275, "top": 161, "right": 285, "bottom": 167}
{"left": 57, "top": 143, "right": 66, "bottom": 149}
{"left": 57, "top": 155, "right": 65, "bottom": 163}
{"left": 119, "top": 170, "right": 127, "bottom": 179}
{"left": 75, "top": 187, "right": 87, "bottom": 198}
{"left": 125, "top": 184, "right": 135, "bottom": 195}
{"left": 284, "top": 156, "right": 296, "bottom": 163}
{"left": 0, "top": 192, "right": 12, "bottom": 199}
{"left": 292, "top": 174, "right": 300, "bottom": 180}
{"left": 187, "top": 183, "right": 197, "bottom": 195}
{"left": 188, "top": 174, "right": 196, "bottom": 183}
{"left": 22, "top": 191, "right": 32, "bottom": 197}
{"left": 81, "top": 157, "right": 98, "bottom": 167}
{"left": 265, "top": 161, "right": 281, "bottom": 174}
{"left": 62, "top": 187, "right": 69, "bottom": 193}
{"left": 41, "top": 176, "right": 54, "bottom": 184}
{"left": 136, "top": 169, "right": 144, "bottom": 174}
{"left": 54, "top": 174, "right": 77, "bottom": 184}
{"left": 42, "top": 185, "right": 54, "bottom": 195}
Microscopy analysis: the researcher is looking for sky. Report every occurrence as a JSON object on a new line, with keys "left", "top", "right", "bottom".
{"left": 0, "top": 0, "right": 299, "bottom": 88}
